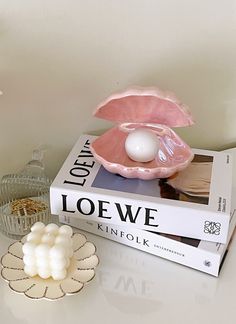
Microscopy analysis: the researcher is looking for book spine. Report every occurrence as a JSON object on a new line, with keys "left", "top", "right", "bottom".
{"left": 51, "top": 186, "right": 230, "bottom": 243}
{"left": 59, "top": 214, "right": 222, "bottom": 276}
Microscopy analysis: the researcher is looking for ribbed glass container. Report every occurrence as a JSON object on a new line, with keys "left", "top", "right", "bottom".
{"left": 0, "top": 150, "right": 52, "bottom": 239}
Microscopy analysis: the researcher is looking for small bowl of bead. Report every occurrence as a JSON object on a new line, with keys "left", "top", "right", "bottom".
{"left": 1, "top": 222, "right": 99, "bottom": 300}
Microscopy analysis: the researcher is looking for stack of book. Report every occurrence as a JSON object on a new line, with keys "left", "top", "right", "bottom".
{"left": 50, "top": 135, "right": 235, "bottom": 276}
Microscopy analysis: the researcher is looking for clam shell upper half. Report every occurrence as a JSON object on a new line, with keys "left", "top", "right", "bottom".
{"left": 94, "top": 86, "right": 194, "bottom": 127}
{"left": 91, "top": 87, "right": 194, "bottom": 180}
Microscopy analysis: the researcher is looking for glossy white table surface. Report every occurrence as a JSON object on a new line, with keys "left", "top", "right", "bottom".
{"left": 1, "top": 149, "right": 236, "bottom": 324}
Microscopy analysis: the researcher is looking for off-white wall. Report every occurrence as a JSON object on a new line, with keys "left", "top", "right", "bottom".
{"left": 0, "top": 0, "right": 236, "bottom": 180}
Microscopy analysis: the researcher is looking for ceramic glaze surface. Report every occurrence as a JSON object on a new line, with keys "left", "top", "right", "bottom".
{"left": 90, "top": 123, "right": 193, "bottom": 180}
{"left": 91, "top": 86, "right": 194, "bottom": 179}
{"left": 1, "top": 232, "right": 99, "bottom": 300}
{"left": 94, "top": 87, "right": 194, "bottom": 127}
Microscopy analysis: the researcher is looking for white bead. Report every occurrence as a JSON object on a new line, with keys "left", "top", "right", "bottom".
{"left": 38, "top": 267, "right": 51, "bottom": 279}
{"left": 125, "top": 128, "right": 159, "bottom": 163}
{"left": 49, "top": 244, "right": 66, "bottom": 259}
{"left": 31, "top": 222, "right": 45, "bottom": 233}
{"left": 35, "top": 244, "right": 50, "bottom": 258}
{"left": 26, "top": 232, "right": 41, "bottom": 244}
{"left": 55, "top": 234, "right": 72, "bottom": 247}
{"left": 51, "top": 269, "right": 67, "bottom": 281}
{"left": 36, "top": 257, "right": 49, "bottom": 268}
{"left": 45, "top": 223, "right": 59, "bottom": 235}
{"left": 23, "top": 255, "right": 36, "bottom": 267}
{"left": 50, "top": 257, "right": 67, "bottom": 270}
{"left": 41, "top": 233, "right": 55, "bottom": 246}
{"left": 59, "top": 225, "right": 73, "bottom": 237}
{"left": 24, "top": 265, "right": 37, "bottom": 277}
{"left": 22, "top": 242, "right": 37, "bottom": 255}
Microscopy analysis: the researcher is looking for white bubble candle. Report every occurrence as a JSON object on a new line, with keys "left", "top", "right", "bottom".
{"left": 22, "top": 222, "right": 73, "bottom": 280}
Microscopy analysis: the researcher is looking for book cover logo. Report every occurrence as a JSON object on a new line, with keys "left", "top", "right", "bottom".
{"left": 204, "top": 221, "right": 221, "bottom": 235}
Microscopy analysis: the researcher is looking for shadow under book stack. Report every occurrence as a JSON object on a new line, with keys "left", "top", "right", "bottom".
{"left": 50, "top": 135, "right": 235, "bottom": 276}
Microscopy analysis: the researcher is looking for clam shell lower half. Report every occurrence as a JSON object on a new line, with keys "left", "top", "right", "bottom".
{"left": 90, "top": 123, "right": 194, "bottom": 180}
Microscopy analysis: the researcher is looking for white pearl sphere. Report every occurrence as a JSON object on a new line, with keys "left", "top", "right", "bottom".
{"left": 125, "top": 128, "right": 159, "bottom": 163}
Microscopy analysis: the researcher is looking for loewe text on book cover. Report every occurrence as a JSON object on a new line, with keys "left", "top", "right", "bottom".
{"left": 50, "top": 135, "right": 233, "bottom": 243}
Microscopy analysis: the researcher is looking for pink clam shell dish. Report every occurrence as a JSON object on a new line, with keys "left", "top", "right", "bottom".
{"left": 90, "top": 87, "right": 194, "bottom": 180}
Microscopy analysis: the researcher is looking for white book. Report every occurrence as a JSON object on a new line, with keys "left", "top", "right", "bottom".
{"left": 59, "top": 207, "right": 236, "bottom": 277}
{"left": 50, "top": 134, "right": 233, "bottom": 243}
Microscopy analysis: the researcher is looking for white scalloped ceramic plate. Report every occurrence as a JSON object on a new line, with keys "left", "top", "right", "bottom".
{"left": 0, "top": 233, "right": 99, "bottom": 300}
